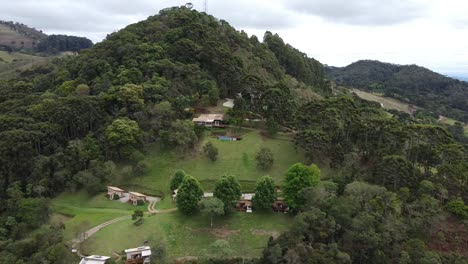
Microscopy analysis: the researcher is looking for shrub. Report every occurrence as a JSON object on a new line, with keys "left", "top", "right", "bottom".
{"left": 446, "top": 198, "right": 468, "bottom": 219}
{"left": 113, "top": 194, "right": 120, "bottom": 200}
{"left": 134, "top": 160, "right": 149, "bottom": 176}
{"left": 203, "top": 142, "right": 219, "bottom": 161}
{"left": 255, "top": 147, "right": 274, "bottom": 170}
{"left": 136, "top": 200, "right": 145, "bottom": 206}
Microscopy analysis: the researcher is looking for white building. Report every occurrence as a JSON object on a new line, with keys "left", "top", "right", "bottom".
{"left": 124, "top": 246, "right": 151, "bottom": 264}
{"left": 79, "top": 255, "right": 111, "bottom": 264}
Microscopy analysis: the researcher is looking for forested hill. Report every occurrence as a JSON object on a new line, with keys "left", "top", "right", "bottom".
{"left": 326, "top": 60, "right": 468, "bottom": 122}
{"left": 0, "top": 20, "right": 93, "bottom": 53}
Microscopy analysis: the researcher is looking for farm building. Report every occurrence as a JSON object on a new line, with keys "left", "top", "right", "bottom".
{"left": 79, "top": 255, "right": 111, "bottom": 264}
{"left": 236, "top": 193, "right": 254, "bottom": 212}
{"left": 124, "top": 246, "right": 151, "bottom": 264}
{"left": 272, "top": 198, "right": 289, "bottom": 213}
{"left": 129, "top": 192, "right": 146, "bottom": 205}
{"left": 192, "top": 114, "right": 225, "bottom": 127}
{"left": 107, "top": 186, "right": 125, "bottom": 200}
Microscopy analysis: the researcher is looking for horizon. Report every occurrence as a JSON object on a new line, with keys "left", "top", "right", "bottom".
{"left": 1, "top": 1, "right": 467, "bottom": 76}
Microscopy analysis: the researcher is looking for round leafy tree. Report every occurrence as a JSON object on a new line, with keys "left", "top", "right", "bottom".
{"left": 256, "top": 147, "right": 274, "bottom": 170}
{"left": 176, "top": 175, "right": 204, "bottom": 215}
{"left": 253, "top": 176, "right": 277, "bottom": 210}
{"left": 199, "top": 197, "right": 224, "bottom": 227}
{"left": 213, "top": 175, "right": 242, "bottom": 214}
{"left": 283, "top": 163, "right": 321, "bottom": 211}
{"left": 170, "top": 170, "right": 187, "bottom": 191}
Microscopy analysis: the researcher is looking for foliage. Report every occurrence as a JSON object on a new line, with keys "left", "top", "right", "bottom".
{"left": 170, "top": 170, "right": 187, "bottom": 191}
{"left": 282, "top": 163, "right": 321, "bottom": 210}
{"left": 214, "top": 175, "right": 242, "bottom": 214}
{"left": 36, "top": 34, "right": 93, "bottom": 53}
{"left": 199, "top": 197, "right": 224, "bottom": 227}
{"left": 446, "top": 198, "right": 468, "bottom": 219}
{"left": 203, "top": 141, "right": 219, "bottom": 161}
{"left": 176, "top": 175, "right": 204, "bottom": 215}
{"left": 132, "top": 209, "right": 144, "bottom": 220}
{"left": 326, "top": 60, "right": 468, "bottom": 122}
{"left": 252, "top": 176, "right": 277, "bottom": 210}
{"left": 255, "top": 147, "right": 274, "bottom": 170}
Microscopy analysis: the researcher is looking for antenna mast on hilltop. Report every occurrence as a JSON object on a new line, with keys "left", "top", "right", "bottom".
{"left": 204, "top": 0, "right": 208, "bottom": 13}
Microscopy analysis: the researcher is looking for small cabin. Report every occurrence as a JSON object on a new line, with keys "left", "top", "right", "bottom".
{"left": 272, "top": 198, "right": 289, "bottom": 213}
{"left": 79, "top": 255, "right": 111, "bottom": 264}
{"left": 125, "top": 246, "right": 151, "bottom": 264}
{"left": 129, "top": 192, "right": 147, "bottom": 205}
{"left": 236, "top": 193, "right": 254, "bottom": 213}
{"left": 107, "top": 186, "right": 125, "bottom": 200}
{"left": 192, "top": 114, "right": 225, "bottom": 128}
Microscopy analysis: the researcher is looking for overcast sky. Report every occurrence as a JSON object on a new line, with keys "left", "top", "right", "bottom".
{"left": 2, "top": 0, "right": 468, "bottom": 75}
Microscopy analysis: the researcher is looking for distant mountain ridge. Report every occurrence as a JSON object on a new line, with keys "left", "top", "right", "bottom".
{"left": 326, "top": 60, "right": 468, "bottom": 122}
{"left": 0, "top": 20, "right": 93, "bottom": 53}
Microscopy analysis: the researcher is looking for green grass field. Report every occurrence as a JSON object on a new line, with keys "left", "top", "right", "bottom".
{"left": 126, "top": 129, "right": 306, "bottom": 201}
{"left": 0, "top": 50, "right": 48, "bottom": 79}
{"left": 81, "top": 211, "right": 293, "bottom": 259}
{"left": 51, "top": 128, "right": 305, "bottom": 258}
{"left": 52, "top": 191, "right": 145, "bottom": 241}
{"left": 352, "top": 89, "right": 412, "bottom": 113}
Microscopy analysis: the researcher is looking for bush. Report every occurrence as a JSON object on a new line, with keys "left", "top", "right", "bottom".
{"left": 132, "top": 209, "right": 144, "bottom": 220}
{"left": 446, "top": 198, "right": 468, "bottom": 219}
{"left": 203, "top": 142, "right": 219, "bottom": 161}
{"left": 113, "top": 194, "right": 120, "bottom": 200}
{"left": 137, "top": 200, "right": 145, "bottom": 206}
{"left": 134, "top": 218, "right": 144, "bottom": 226}
{"left": 134, "top": 160, "right": 149, "bottom": 176}
{"left": 255, "top": 147, "right": 274, "bottom": 170}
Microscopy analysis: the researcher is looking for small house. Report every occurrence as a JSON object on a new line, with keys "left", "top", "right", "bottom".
{"left": 125, "top": 246, "right": 151, "bottom": 264}
{"left": 79, "top": 255, "right": 111, "bottom": 264}
{"left": 272, "top": 198, "right": 289, "bottom": 213}
{"left": 236, "top": 193, "right": 254, "bottom": 213}
{"left": 192, "top": 114, "right": 225, "bottom": 128}
{"left": 129, "top": 192, "right": 147, "bottom": 205}
{"left": 107, "top": 186, "right": 125, "bottom": 200}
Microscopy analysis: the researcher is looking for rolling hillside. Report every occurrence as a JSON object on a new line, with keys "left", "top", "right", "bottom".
{"left": 0, "top": 21, "right": 46, "bottom": 50}
{"left": 326, "top": 60, "right": 468, "bottom": 122}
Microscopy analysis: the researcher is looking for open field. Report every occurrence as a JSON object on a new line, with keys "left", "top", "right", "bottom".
{"left": 125, "top": 129, "right": 306, "bottom": 201}
{"left": 81, "top": 211, "right": 293, "bottom": 260}
{"left": 352, "top": 89, "right": 412, "bottom": 113}
{"left": 438, "top": 116, "right": 468, "bottom": 135}
{"left": 0, "top": 50, "right": 48, "bottom": 79}
{"left": 51, "top": 191, "right": 145, "bottom": 240}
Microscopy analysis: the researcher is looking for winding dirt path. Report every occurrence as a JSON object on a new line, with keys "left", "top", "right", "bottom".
{"left": 72, "top": 200, "right": 177, "bottom": 257}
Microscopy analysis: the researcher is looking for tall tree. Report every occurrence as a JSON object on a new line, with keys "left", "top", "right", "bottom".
{"left": 199, "top": 197, "right": 224, "bottom": 227}
{"left": 214, "top": 175, "right": 242, "bottom": 214}
{"left": 176, "top": 175, "right": 204, "bottom": 215}
{"left": 253, "top": 176, "right": 277, "bottom": 210}
{"left": 283, "top": 163, "right": 321, "bottom": 211}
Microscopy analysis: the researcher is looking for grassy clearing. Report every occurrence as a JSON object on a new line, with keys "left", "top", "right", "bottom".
{"left": 51, "top": 191, "right": 145, "bottom": 240}
{"left": 0, "top": 51, "right": 48, "bottom": 79}
{"left": 352, "top": 89, "right": 412, "bottom": 113}
{"left": 81, "top": 211, "right": 293, "bottom": 259}
{"left": 127, "top": 129, "right": 306, "bottom": 201}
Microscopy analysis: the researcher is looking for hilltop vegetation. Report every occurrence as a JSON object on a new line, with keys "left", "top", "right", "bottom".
{"left": 326, "top": 60, "right": 468, "bottom": 122}
{"left": 0, "top": 6, "right": 467, "bottom": 264}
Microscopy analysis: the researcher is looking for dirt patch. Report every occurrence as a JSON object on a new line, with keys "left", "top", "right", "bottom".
{"left": 251, "top": 229, "right": 280, "bottom": 239}
{"left": 427, "top": 215, "right": 468, "bottom": 256}
{"left": 195, "top": 228, "right": 240, "bottom": 239}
